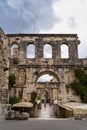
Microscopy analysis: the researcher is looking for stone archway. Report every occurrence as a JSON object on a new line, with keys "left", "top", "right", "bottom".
{"left": 35, "top": 69, "right": 60, "bottom": 82}
{"left": 35, "top": 69, "right": 60, "bottom": 103}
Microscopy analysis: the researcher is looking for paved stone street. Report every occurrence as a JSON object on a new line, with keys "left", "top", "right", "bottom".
{"left": 37, "top": 103, "right": 56, "bottom": 118}
{"left": 0, "top": 119, "right": 87, "bottom": 130}
{"left": 0, "top": 103, "right": 87, "bottom": 130}
{"left": 1, "top": 103, "right": 87, "bottom": 130}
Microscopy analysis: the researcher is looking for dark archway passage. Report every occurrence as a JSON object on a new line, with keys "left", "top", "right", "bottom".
{"left": 36, "top": 70, "right": 60, "bottom": 103}
{"left": 34, "top": 70, "right": 60, "bottom": 118}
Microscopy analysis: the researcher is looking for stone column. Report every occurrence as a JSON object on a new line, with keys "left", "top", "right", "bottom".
{"left": 35, "top": 38, "right": 43, "bottom": 59}
{"left": 53, "top": 42, "right": 61, "bottom": 64}
{"left": 69, "top": 40, "right": 80, "bottom": 64}
{"left": 18, "top": 41, "right": 26, "bottom": 65}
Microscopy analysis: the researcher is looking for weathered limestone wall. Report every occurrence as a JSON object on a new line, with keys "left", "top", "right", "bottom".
{"left": 7, "top": 33, "right": 80, "bottom": 66}
{"left": 0, "top": 29, "right": 87, "bottom": 104}
{"left": 7, "top": 33, "right": 85, "bottom": 103}
{"left": 0, "top": 28, "right": 9, "bottom": 103}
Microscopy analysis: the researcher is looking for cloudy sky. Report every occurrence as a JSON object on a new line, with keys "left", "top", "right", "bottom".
{"left": 0, "top": 0, "right": 87, "bottom": 58}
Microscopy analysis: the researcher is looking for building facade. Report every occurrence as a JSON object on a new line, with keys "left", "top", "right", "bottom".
{"left": 0, "top": 28, "right": 87, "bottom": 104}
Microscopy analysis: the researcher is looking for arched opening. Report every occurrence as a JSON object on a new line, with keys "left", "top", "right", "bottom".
{"left": 37, "top": 74, "right": 58, "bottom": 83}
{"left": 61, "top": 44, "right": 69, "bottom": 58}
{"left": 36, "top": 70, "right": 60, "bottom": 104}
{"left": 43, "top": 44, "right": 52, "bottom": 58}
{"left": 36, "top": 70, "right": 60, "bottom": 82}
{"left": 10, "top": 44, "right": 18, "bottom": 58}
{"left": 27, "top": 44, "right": 35, "bottom": 58}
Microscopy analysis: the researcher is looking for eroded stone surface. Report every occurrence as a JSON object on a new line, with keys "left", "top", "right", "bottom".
{"left": 0, "top": 28, "right": 9, "bottom": 103}
{"left": 0, "top": 28, "right": 87, "bottom": 104}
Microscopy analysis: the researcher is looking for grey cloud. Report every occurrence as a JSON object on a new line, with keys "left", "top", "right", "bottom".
{"left": 80, "top": 0, "right": 85, "bottom": 3}
{"left": 0, "top": 0, "right": 59, "bottom": 33}
{"left": 67, "top": 17, "right": 76, "bottom": 28}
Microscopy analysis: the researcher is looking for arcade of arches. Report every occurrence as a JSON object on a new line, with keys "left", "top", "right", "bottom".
{"left": 0, "top": 28, "right": 87, "bottom": 104}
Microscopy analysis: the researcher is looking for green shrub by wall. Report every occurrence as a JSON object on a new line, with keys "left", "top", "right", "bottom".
{"left": 71, "top": 68, "right": 87, "bottom": 103}
{"left": 9, "top": 96, "right": 20, "bottom": 105}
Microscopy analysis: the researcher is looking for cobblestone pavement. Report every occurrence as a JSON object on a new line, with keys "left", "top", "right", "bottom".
{"left": 0, "top": 119, "right": 87, "bottom": 130}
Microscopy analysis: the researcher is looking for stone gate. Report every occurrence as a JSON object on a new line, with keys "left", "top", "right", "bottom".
{"left": 0, "top": 28, "right": 87, "bottom": 104}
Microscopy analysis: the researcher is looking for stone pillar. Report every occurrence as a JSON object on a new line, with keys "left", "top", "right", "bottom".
{"left": 35, "top": 39, "right": 43, "bottom": 59}
{"left": 53, "top": 42, "right": 61, "bottom": 64}
{"left": 18, "top": 41, "right": 26, "bottom": 65}
{"left": 69, "top": 40, "right": 80, "bottom": 64}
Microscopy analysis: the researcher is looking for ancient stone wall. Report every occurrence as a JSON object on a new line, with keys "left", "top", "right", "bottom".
{"left": 0, "top": 28, "right": 9, "bottom": 103}
{"left": 0, "top": 29, "right": 87, "bottom": 104}
{"left": 7, "top": 33, "right": 84, "bottom": 103}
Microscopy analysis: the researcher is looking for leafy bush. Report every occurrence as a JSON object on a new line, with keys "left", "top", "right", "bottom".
{"left": 9, "top": 74, "right": 16, "bottom": 90}
{"left": 30, "top": 91, "right": 37, "bottom": 107}
{"left": 13, "top": 58, "right": 19, "bottom": 65}
{"left": 33, "top": 71, "right": 39, "bottom": 75}
{"left": 9, "top": 96, "right": 20, "bottom": 105}
{"left": 71, "top": 68, "right": 87, "bottom": 102}
{"left": 74, "top": 68, "right": 87, "bottom": 85}
{"left": 37, "top": 95, "right": 41, "bottom": 100}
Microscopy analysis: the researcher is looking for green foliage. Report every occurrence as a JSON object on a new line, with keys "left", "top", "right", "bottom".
{"left": 31, "top": 91, "right": 37, "bottom": 101}
{"left": 74, "top": 68, "right": 87, "bottom": 85}
{"left": 33, "top": 71, "right": 39, "bottom": 75}
{"left": 71, "top": 82, "right": 82, "bottom": 95}
{"left": 71, "top": 68, "right": 87, "bottom": 102}
{"left": 9, "top": 96, "right": 20, "bottom": 105}
{"left": 13, "top": 58, "right": 19, "bottom": 65}
{"left": 9, "top": 74, "right": 16, "bottom": 89}
{"left": 30, "top": 91, "right": 37, "bottom": 106}
{"left": 37, "top": 95, "right": 41, "bottom": 100}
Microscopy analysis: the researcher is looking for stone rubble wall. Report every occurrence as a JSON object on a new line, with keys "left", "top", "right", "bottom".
{"left": 0, "top": 28, "right": 87, "bottom": 104}
{"left": 0, "top": 28, "right": 9, "bottom": 104}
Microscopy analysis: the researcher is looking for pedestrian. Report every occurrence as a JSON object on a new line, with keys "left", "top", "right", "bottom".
{"left": 53, "top": 98, "right": 58, "bottom": 116}
{"left": 44, "top": 99, "right": 46, "bottom": 107}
